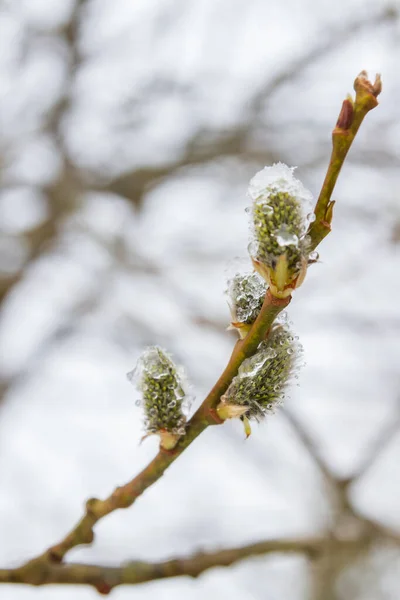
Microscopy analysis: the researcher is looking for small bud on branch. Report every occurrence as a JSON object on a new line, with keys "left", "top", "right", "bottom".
{"left": 226, "top": 272, "right": 267, "bottom": 338}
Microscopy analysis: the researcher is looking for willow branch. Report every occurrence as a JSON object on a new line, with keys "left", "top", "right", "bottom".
{"left": 308, "top": 71, "right": 382, "bottom": 250}
{"left": 1, "top": 72, "right": 381, "bottom": 590}
{"left": 0, "top": 537, "right": 321, "bottom": 592}
{"left": 25, "top": 290, "right": 289, "bottom": 564}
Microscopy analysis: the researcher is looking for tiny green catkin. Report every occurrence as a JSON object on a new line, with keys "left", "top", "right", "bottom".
{"left": 248, "top": 163, "right": 313, "bottom": 298}
{"left": 127, "top": 346, "right": 188, "bottom": 449}
{"left": 226, "top": 272, "right": 267, "bottom": 338}
{"left": 217, "top": 322, "right": 303, "bottom": 434}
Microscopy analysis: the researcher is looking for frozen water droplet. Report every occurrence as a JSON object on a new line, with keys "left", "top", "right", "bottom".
{"left": 238, "top": 347, "right": 276, "bottom": 378}
{"left": 126, "top": 369, "right": 136, "bottom": 383}
{"left": 247, "top": 240, "right": 259, "bottom": 256}
{"left": 275, "top": 226, "right": 299, "bottom": 248}
{"left": 287, "top": 348, "right": 294, "bottom": 355}
{"left": 245, "top": 206, "right": 251, "bottom": 214}
{"left": 257, "top": 201, "right": 273, "bottom": 215}
{"left": 309, "top": 250, "right": 319, "bottom": 261}
{"left": 307, "top": 212, "right": 316, "bottom": 223}
{"left": 168, "top": 400, "right": 177, "bottom": 408}
{"left": 135, "top": 399, "right": 141, "bottom": 407}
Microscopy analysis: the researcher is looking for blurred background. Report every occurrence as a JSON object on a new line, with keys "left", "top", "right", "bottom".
{"left": 0, "top": 0, "right": 400, "bottom": 598}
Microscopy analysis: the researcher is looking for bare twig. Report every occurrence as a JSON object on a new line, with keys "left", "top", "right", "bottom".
{"left": 0, "top": 537, "right": 321, "bottom": 592}
{"left": 346, "top": 400, "right": 400, "bottom": 486}
{"left": 308, "top": 71, "right": 382, "bottom": 250}
{"left": 281, "top": 406, "right": 338, "bottom": 488}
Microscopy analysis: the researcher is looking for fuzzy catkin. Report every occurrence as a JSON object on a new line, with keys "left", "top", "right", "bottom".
{"left": 222, "top": 324, "right": 302, "bottom": 420}
{"left": 253, "top": 191, "right": 306, "bottom": 273}
{"left": 129, "top": 346, "right": 187, "bottom": 435}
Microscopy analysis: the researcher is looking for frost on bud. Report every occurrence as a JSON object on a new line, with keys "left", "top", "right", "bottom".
{"left": 217, "top": 323, "right": 303, "bottom": 435}
{"left": 226, "top": 271, "right": 267, "bottom": 338}
{"left": 247, "top": 163, "right": 313, "bottom": 298}
{"left": 127, "top": 346, "right": 189, "bottom": 450}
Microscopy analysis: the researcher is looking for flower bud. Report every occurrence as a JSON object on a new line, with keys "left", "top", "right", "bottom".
{"left": 226, "top": 271, "right": 267, "bottom": 338}
{"left": 247, "top": 163, "right": 313, "bottom": 297}
{"left": 127, "top": 346, "right": 188, "bottom": 449}
{"left": 217, "top": 323, "right": 303, "bottom": 435}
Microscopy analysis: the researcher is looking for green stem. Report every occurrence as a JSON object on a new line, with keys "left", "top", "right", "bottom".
{"left": 308, "top": 71, "right": 381, "bottom": 250}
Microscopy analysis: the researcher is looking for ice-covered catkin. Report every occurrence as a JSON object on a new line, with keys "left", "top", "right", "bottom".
{"left": 217, "top": 323, "right": 303, "bottom": 430}
{"left": 226, "top": 272, "right": 267, "bottom": 338}
{"left": 248, "top": 163, "right": 313, "bottom": 297}
{"left": 127, "top": 346, "right": 188, "bottom": 450}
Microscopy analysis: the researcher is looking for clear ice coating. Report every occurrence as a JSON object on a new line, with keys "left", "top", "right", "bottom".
{"left": 223, "top": 323, "right": 304, "bottom": 420}
{"left": 127, "top": 346, "right": 191, "bottom": 435}
{"left": 274, "top": 226, "right": 300, "bottom": 248}
{"left": 226, "top": 271, "right": 267, "bottom": 325}
{"left": 238, "top": 346, "right": 277, "bottom": 378}
{"left": 247, "top": 162, "right": 313, "bottom": 213}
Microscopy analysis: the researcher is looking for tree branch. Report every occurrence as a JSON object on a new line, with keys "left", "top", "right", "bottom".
{"left": 25, "top": 291, "right": 290, "bottom": 564}
{"left": 344, "top": 399, "right": 400, "bottom": 486}
{"left": 0, "top": 70, "right": 383, "bottom": 594}
{"left": 0, "top": 537, "right": 321, "bottom": 592}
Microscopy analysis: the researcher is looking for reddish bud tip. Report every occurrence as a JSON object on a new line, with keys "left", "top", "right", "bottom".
{"left": 354, "top": 70, "right": 382, "bottom": 98}
{"left": 336, "top": 98, "right": 354, "bottom": 130}
{"left": 47, "top": 550, "right": 62, "bottom": 564}
{"left": 96, "top": 582, "right": 112, "bottom": 595}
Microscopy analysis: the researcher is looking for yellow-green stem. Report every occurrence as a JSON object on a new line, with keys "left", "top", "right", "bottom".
{"left": 308, "top": 72, "right": 380, "bottom": 250}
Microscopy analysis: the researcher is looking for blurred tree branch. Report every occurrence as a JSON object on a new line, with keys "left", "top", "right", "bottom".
{"left": 0, "top": 537, "right": 321, "bottom": 591}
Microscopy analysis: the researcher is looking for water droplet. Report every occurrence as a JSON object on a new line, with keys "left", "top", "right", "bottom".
{"left": 307, "top": 212, "right": 316, "bottom": 223}
{"left": 238, "top": 347, "right": 275, "bottom": 378}
{"left": 135, "top": 399, "right": 142, "bottom": 407}
{"left": 309, "top": 250, "right": 319, "bottom": 261}
{"left": 275, "top": 226, "right": 299, "bottom": 248}
{"left": 247, "top": 240, "right": 259, "bottom": 256}
{"left": 126, "top": 370, "right": 136, "bottom": 383}
{"left": 168, "top": 400, "right": 177, "bottom": 408}
{"left": 261, "top": 203, "right": 273, "bottom": 215}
